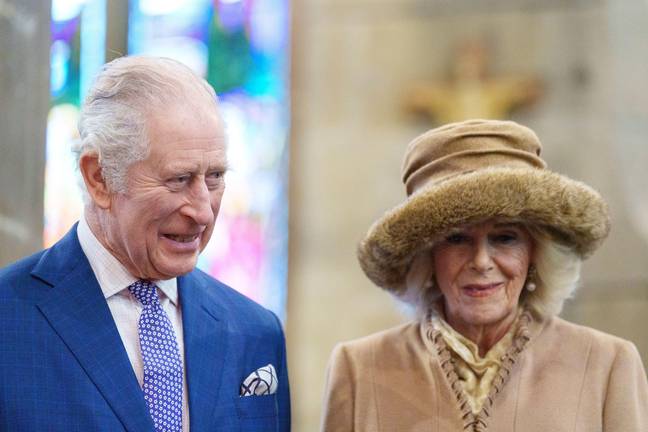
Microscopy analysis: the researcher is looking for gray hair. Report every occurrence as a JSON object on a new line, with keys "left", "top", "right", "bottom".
{"left": 402, "top": 224, "right": 582, "bottom": 319}
{"left": 75, "top": 55, "right": 220, "bottom": 197}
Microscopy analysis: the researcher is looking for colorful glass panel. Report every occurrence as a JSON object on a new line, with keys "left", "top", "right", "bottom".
{"left": 45, "top": 0, "right": 106, "bottom": 247}
{"left": 45, "top": 0, "right": 289, "bottom": 320}
{"left": 129, "top": 0, "right": 290, "bottom": 319}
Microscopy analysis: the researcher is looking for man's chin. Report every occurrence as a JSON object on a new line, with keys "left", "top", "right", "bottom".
{"left": 151, "top": 258, "right": 198, "bottom": 280}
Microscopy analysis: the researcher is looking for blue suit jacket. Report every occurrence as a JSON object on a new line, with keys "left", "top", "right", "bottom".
{"left": 0, "top": 225, "right": 291, "bottom": 431}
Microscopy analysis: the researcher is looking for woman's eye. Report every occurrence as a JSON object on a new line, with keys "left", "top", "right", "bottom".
{"left": 445, "top": 233, "right": 469, "bottom": 244}
{"left": 492, "top": 232, "right": 517, "bottom": 244}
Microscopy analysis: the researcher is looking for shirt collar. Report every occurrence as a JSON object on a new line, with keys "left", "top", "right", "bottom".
{"left": 77, "top": 216, "right": 178, "bottom": 306}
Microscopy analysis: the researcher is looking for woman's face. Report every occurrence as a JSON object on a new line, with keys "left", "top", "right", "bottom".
{"left": 432, "top": 220, "right": 533, "bottom": 335}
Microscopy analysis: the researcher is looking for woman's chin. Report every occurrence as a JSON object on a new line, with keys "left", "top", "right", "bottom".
{"left": 456, "top": 305, "right": 515, "bottom": 329}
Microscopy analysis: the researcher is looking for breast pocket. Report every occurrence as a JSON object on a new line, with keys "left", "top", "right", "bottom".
{"left": 234, "top": 394, "right": 278, "bottom": 431}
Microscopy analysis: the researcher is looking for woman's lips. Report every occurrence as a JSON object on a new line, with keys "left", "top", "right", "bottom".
{"left": 462, "top": 282, "right": 503, "bottom": 297}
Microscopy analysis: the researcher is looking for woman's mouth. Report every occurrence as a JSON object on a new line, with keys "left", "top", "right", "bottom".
{"left": 462, "top": 282, "right": 503, "bottom": 297}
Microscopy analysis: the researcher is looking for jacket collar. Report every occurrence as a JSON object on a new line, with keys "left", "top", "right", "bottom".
{"left": 32, "top": 225, "right": 155, "bottom": 432}
{"left": 178, "top": 271, "right": 229, "bottom": 431}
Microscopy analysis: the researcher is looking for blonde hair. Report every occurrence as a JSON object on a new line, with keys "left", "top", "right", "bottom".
{"left": 402, "top": 223, "right": 582, "bottom": 319}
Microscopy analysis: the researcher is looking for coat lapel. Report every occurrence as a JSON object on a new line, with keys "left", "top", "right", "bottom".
{"left": 32, "top": 226, "right": 154, "bottom": 432}
{"left": 179, "top": 274, "right": 229, "bottom": 431}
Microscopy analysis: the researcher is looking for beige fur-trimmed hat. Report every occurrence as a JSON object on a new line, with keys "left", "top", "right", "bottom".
{"left": 358, "top": 119, "right": 610, "bottom": 292}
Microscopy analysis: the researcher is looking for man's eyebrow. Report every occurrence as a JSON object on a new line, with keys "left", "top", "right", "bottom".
{"left": 165, "top": 163, "right": 200, "bottom": 173}
{"left": 207, "top": 161, "right": 230, "bottom": 171}
{"left": 164, "top": 161, "right": 229, "bottom": 174}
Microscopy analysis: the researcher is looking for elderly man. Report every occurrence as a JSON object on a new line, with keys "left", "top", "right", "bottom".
{"left": 0, "top": 56, "right": 290, "bottom": 431}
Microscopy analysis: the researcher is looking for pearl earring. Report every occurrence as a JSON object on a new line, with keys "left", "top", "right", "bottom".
{"left": 526, "top": 265, "right": 537, "bottom": 292}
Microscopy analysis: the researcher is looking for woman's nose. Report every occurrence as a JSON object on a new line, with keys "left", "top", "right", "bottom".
{"left": 470, "top": 239, "right": 494, "bottom": 272}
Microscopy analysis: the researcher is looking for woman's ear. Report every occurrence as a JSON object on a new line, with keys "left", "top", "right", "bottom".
{"left": 79, "top": 152, "right": 111, "bottom": 209}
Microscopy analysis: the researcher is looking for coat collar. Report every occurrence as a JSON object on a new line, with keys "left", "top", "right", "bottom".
{"left": 32, "top": 225, "right": 155, "bottom": 432}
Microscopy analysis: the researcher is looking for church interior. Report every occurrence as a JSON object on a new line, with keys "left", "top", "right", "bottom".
{"left": 2, "top": 0, "right": 648, "bottom": 430}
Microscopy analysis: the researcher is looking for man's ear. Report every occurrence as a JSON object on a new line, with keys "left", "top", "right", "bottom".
{"left": 79, "top": 153, "right": 111, "bottom": 209}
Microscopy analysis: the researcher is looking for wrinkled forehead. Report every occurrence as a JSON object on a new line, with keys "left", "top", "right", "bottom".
{"left": 149, "top": 90, "right": 222, "bottom": 121}
{"left": 158, "top": 145, "right": 228, "bottom": 168}
{"left": 141, "top": 99, "right": 228, "bottom": 165}
{"left": 147, "top": 98, "right": 225, "bottom": 136}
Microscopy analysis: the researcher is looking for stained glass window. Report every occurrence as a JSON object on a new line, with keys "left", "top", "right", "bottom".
{"left": 45, "top": 0, "right": 290, "bottom": 320}
{"left": 46, "top": 0, "right": 106, "bottom": 247}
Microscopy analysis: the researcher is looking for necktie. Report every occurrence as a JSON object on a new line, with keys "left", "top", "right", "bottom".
{"left": 129, "top": 280, "right": 183, "bottom": 432}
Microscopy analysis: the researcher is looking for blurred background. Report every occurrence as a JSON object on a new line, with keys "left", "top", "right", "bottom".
{"left": 2, "top": 0, "right": 648, "bottom": 430}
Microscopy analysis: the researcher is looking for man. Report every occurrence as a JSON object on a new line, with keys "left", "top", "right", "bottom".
{"left": 0, "top": 56, "right": 290, "bottom": 431}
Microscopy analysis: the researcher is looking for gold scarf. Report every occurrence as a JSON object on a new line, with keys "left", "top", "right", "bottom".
{"left": 432, "top": 311, "right": 520, "bottom": 415}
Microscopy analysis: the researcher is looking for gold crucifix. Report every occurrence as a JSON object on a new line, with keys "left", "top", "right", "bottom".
{"left": 405, "top": 39, "right": 543, "bottom": 124}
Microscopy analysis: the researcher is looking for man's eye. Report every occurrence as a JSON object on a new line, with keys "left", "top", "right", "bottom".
{"left": 206, "top": 171, "right": 223, "bottom": 180}
{"left": 170, "top": 175, "right": 190, "bottom": 185}
{"left": 206, "top": 171, "right": 224, "bottom": 187}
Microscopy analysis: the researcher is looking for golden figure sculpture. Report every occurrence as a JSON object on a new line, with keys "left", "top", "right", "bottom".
{"left": 406, "top": 39, "right": 542, "bottom": 123}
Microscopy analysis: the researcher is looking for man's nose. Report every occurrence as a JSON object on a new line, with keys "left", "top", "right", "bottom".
{"left": 184, "top": 179, "right": 214, "bottom": 225}
{"left": 470, "top": 239, "right": 494, "bottom": 273}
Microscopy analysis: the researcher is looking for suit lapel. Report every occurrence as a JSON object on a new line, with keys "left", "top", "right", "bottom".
{"left": 179, "top": 274, "right": 229, "bottom": 431}
{"left": 33, "top": 226, "right": 154, "bottom": 432}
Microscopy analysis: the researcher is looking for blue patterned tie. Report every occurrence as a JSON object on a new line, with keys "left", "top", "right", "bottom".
{"left": 129, "top": 280, "right": 183, "bottom": 432}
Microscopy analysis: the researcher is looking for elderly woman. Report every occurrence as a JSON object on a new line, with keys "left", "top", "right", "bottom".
{"left": 321, "top": 120, "right": 648, "bottom": 432}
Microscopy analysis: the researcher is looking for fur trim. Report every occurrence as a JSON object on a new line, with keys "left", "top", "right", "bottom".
{"left": 358, "top": 166, "right": 610, "bottom": 293}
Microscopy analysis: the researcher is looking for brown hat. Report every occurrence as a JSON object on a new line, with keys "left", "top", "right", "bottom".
{"left": 358, "top": 119, "right": 610, "bottom": 293}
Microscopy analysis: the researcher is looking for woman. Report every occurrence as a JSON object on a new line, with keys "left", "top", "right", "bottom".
{"left": 321, "top": 119, "right": 648, "bottom": 432}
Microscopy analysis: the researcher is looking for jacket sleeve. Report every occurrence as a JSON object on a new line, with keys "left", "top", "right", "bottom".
{"left": 271, "top": 312, "right": 291, "bottom": 432}
{"left": 320, "top": 343, "right": 355, "bottom": 432}
{"left": 603, "top": 340, "right": 648, "bottom": 431}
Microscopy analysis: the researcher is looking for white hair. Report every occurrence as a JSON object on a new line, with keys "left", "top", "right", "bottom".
{"left": 401, "top": 223, "right": 582, "bottom": 320}
{"left": 75, "top": 55, "right": 220, "bottom": 197}
{"left": 522, "top": 226, "right": 581, "bottom": 317}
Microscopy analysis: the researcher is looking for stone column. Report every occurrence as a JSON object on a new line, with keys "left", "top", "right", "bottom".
{"left": 0, "top": 0, "right": 50, "bottom": 265}
{"left": 562, "top": 0, "right": 648, "bottom": 367}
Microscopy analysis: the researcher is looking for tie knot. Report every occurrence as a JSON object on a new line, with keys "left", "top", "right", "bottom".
{"left": 128, "top": 280, "right": 159, "bottom": 306}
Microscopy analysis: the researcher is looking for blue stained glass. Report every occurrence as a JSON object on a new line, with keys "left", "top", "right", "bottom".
{"left": 80, "top": 0, "right": 106, "bottom": 98}
{"left": 128, "top": 0, "right": 291, "bottom": 321}
{"left": 51, "top": 0, "right": 85, "bottom": 22}
{"left": 249, "top": 0, "right": 289, "bottom": 54}
{"left": 45, "top": 0, "right": 106, "bottom": 248}
{"left": 45, "top": 2, "right": 289, "bottom": 322}
{"left": 217, "top": 0, "right": 245, "bottom": 31}
{"left": 50, "top": 40, "right": 71, "bottom": 96}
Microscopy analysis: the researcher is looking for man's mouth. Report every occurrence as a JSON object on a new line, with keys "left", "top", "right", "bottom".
{"left": 164, "top": 234, "right": 200, "bottom": 243}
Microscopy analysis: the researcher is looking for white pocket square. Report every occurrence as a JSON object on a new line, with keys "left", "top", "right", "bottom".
{"left": 240, "top": 364, "right": 278, "bottom": 396}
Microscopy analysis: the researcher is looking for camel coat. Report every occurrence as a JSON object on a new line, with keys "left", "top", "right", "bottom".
{"left": 321, "top": 316, "right": 648, "bottom": 432}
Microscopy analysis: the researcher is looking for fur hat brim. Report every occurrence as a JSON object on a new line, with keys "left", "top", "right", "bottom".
{"left": 357, "top": 167, "right": 610, "bottom": 292}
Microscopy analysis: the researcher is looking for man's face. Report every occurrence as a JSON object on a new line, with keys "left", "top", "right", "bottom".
{"left": 103, "top": 102, "right": 227, "bottom": 280}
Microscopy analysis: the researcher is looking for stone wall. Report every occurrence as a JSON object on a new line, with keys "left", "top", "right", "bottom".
{"left": 288, "top": 1, "right": 648, "bottom": 430}
{"left": 0, "top": 0, "right": 50, "bottom": 266}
